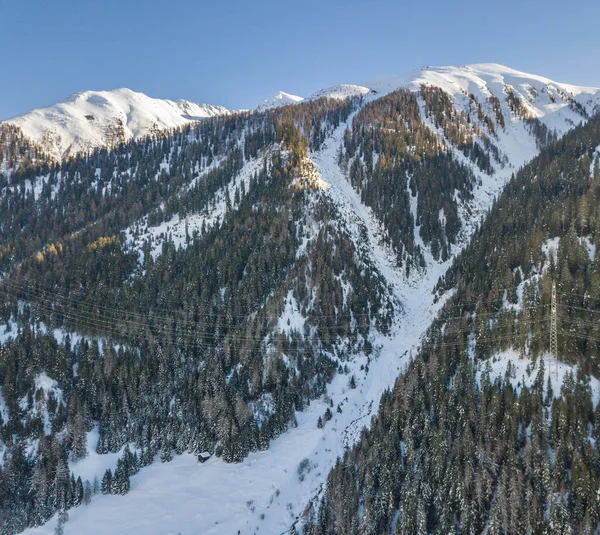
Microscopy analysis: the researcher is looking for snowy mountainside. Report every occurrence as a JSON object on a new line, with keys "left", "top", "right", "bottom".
{"left": 0, "top": 122, "right": 52, "bottom": 177}
{"left": 15, "top": 113, "right": 452, "bottom": 535}
{"left": 130, "top": 64, "right": 600, "bottom": 275}
{"left": 3, "top": 64, "right": 600, "bottom": 535}
{"left": 5, "top": 62, "right": 598, "bottom": 164}
{"left": 366, "top": 62, "right": 600, "bottom": 134}
{"left": 264, "top": 63, "right": 600, "bottom": 136}
{"left": 4, "top": 87, "right": 229, "bottom": 159}
{"left": 305, "top": 114, "right": 600, "bottom": 535}
{"left": 2, "top": 95, "right": 399, "bottom": 534}
{"left": 17, "top": 82, "right": 600, "bottom": 535}
{"left": 256, "top": 85, "right": 371, "bottom": 112}
{"left": 256, "top": 90, "right": 304, "bottom": 111}
{"left": 309, "top": 84, "right": 372, "bottom": 100}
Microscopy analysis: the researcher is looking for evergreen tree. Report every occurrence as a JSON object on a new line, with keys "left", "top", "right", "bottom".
{"left": 101, "top": 470, "right": 112, "bottom": 495}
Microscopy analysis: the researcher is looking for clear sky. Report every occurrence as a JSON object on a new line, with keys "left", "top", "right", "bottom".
{"left": 1, "top": 0, "right": 599, "bottom": 119}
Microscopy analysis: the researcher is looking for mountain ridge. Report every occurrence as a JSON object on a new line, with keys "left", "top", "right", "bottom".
{"left": 5, "top": 63, "right": 600, "bottom": 162}
{"left": 3, "top": 87, "right": 230, "bottom": 160}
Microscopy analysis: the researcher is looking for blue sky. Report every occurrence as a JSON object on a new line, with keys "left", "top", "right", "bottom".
{"left": 1, "top": 0, "right": 599, "bottom": 119}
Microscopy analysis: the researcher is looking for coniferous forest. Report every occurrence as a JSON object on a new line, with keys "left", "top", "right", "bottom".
{"left": 303, "top": 114, "right": 600, "bottom": 535}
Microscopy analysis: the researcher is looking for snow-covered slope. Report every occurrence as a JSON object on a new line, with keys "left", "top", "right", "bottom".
{"left": 309, "top": 83, "right": 371, "bottom": 100}
{"left": 17, "top": 118, "right": 452, "bottom": 535}
{"left": 366, "top": 63, "right": 600, "bottom": 134}
{"left": 261, "top": 63, "right": 600, "bottom": 128}
{"left": 4, "top": 88, "right": 229, "bottom": 159}
{"left": 256, "top": 90, "right": 304, "bottom": 111}
{"left": 10, "top": 63, "right": 600, "bottom": 535}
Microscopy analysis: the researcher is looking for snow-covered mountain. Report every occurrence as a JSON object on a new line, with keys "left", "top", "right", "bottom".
{"left": 4, "top": 88, "right": 229, "bottom": 159}
{"left": 8, "top": 63, "right": 597, "bottom": 163}
{"left": 260, "top": 63, "right": 600, "bottom": 125}
{"left": 256, "top": 85, "right": 374, "bottom": 111}
{"left": 309, "top": 83, "right": 371, "bottom": 100}
{"left": 5, "top": 63, "right": 600, "bottom": 535}
{"left": 256, "top": 90, "right": 304, "bottom": 111}
{"left": 365, "top": 62, "right": 600, "bottom": 133}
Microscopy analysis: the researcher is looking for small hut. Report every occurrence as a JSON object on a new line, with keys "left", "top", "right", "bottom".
{"left": 197, "top": 451, "right": 212, "bottom": 463}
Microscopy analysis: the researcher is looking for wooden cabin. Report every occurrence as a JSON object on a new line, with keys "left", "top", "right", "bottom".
{"left": 197, "top": 451, "right": 211, "bottom": 463}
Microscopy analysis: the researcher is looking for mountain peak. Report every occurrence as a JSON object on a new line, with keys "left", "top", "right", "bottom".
{"left": 256, "top": 91, "right": 304, "bottom": 111}
{"left": 309, "top": 84, "right": 371, "bottom": 100}
{"left": 367, "top": 62, "right": 600, "bottom": 94}
{"left": 4, "top": 88, "right": 229, "bottom": 159}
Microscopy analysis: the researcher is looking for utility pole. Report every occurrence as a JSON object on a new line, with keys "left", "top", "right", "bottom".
{"left": 550, "top": 280, "right": 558, "bottom": 377}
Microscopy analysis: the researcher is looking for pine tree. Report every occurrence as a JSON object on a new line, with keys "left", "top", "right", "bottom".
{"left": 74, "top": 477, "right": 84, "bottom": 506}
{"left": 83, "top": 481, "right": 92, "bottom": 505}
{"left": 70, "top": 413, "right": 88, "bottom": 462}
{"left": 160, "top": 444, "right": 173, "bottom": 463}
{"left": 101, "top": 469, "right": 112, "bottom": 495}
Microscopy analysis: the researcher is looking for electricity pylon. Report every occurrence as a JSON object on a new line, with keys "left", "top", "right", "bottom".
{"left": 551, "top": 280, "right": 558, "bottom": 378}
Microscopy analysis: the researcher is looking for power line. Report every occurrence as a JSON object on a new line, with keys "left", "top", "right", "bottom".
{"left": 2, "top": 274, "right": 600, "bottom": 360}
{"left": 0, "top": 280, "right": 393, "bottom": 354}
{"left": 0, "top": 275, "right": 550, "bottom": 348}
{"left": 0, "top": 285, "right": 550, "bottom": 352}
{"left": 559, "top": 303, "right": 600, "bottom": 316}
{"left": 0, "top": 274, "right": 552, "bottom": 332}
{"left": 0, "top": 277, "right": 379, "bottom": 323}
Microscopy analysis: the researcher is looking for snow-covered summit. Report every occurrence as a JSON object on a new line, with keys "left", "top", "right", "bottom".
{"left": 4, "top": 88, "right": 229, "bottom": 159}
{"left": 365, "top": 63, "right": 600, "bottom": 134}
{"left": 366, "top": 62, "right": 599, "bottom": 97}
{"left": 256, "top": 91, "right": 304, "bottom": 111}
{"left": 309, "top": 84, "right": 371, "bottom": 100}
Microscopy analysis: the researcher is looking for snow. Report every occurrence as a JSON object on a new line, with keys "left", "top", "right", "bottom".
{"left": 365, "top": 63, "right": 600, "bottom": 138}
{"left": 0, "top": 317, "right": 100, "bottom": 352}
{"left": 5, "top": 63, "right": 599, "bottom": 166}
{"left": 294, "top": 156, "right": 330, "bottom": 191}
{"left": 0, "top": 318, "right": 19, "bottom": 345}
{"left": 277, "top": 290, "right": 306, "bottom": 336}
{"left": 249, "top": 393, "right": 275, "bottom": 428}
{"left": 4, "top": 88, "right": 229, "bottom": 159}
{"left": 22, "top": 346, "right": 414, "bottom": 535}
{"left": 19, "top": 372, "right": 64, "bottom": 436}
{"left": 309, "top": 84, "right": 371, "bottom": 101}
{"left": 70, "top": 427, "right": 129, "bottom": 484}
{"left": 295, "top": 204, "right": 322, "bottom": 260}
{"left": 477, "top": 349, "right": 600, "bottom": 407}
{"left": 19, "top": 111, "right": 457, "bottom": 535}
{"left": 367, "top": 65, "right": 599, "bottom": 266}
{"left": 125, "top": 153, "right": 268, "bottom": 261}
{"left": 256, "top": 91, "right": 304, "bottom": 111}
{"left": 542, "top": 236, "right": 561, "bottom": 264}
{"left": 582, "top": 236, "right": 595, "bottom": 263}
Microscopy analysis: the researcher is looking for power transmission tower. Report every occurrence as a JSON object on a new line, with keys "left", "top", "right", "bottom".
{"left": 550, "top": 280, "right": 558, "bottom": 377}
